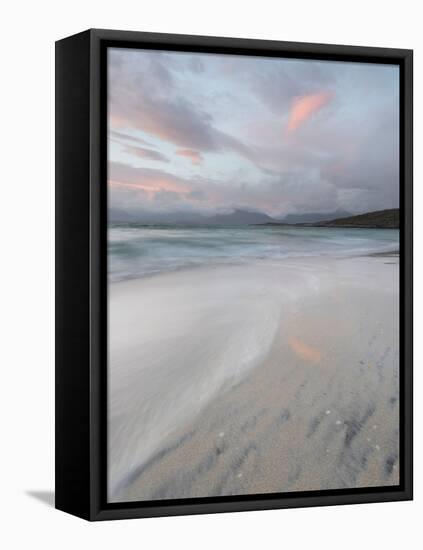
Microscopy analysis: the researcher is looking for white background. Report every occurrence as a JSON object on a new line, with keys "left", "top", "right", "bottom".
{"left": 0, "top": 0, "right": 420, "bottom": 547}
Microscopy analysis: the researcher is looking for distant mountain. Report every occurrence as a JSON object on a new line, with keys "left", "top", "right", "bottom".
{"left": 317, "top": 208, "right": 399, "bottom": 229}
{"left": 109, "top": 208, "right": 276, "bottom": 226}
{"left": 109, "top": 207, "right": 399, "bottom": 228}
{"left": 280, "top": 210, "right": 352, "bottom": 224}
{"left": 204, "top": 209, "right": 275, "bottom": 225}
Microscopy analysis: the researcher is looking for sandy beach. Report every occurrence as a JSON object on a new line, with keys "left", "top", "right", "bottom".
{"left": 108, "top": 252, "right": 399, "bottom": 502}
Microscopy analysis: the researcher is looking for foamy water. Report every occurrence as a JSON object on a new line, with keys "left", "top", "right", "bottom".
{"left": 108, "top": 224, "right": 399, "bottom": 282}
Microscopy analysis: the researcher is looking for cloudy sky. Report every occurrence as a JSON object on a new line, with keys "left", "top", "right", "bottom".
{"left": 108, "top": 47, "right": 399, "bottom": 218}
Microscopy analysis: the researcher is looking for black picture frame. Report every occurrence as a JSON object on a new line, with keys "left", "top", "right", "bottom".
{"left": 55, "top": 28, "right": 413, "bottom": 521}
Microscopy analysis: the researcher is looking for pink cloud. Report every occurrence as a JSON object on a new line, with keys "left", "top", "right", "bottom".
{"left": 109, "top": 179, "right": 189, "bottom": 196}
{"left": 286, "top": 91, "right": 334, "bottom": 134}
{"left": 108, "top": 162, "right": 191, "bottom": 197}
{"left": 176, "top": 148, "right": 203, "bottom": 165}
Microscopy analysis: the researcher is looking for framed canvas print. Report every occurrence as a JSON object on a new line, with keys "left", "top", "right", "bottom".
{"left": 55, "top": 29, "right": 413, "bottom": 521}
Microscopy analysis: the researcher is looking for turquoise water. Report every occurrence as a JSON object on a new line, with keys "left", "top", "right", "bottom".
{"left": 108, "top": 224, "right": 399, "bottom": 282}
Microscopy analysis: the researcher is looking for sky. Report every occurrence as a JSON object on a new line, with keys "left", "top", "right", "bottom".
{"left": 108, "top": 47, "right": 399, "bottom": 219}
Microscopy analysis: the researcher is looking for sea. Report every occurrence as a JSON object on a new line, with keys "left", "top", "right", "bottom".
{"left": 108, "top": 224, "right": 399, "bottom": 283}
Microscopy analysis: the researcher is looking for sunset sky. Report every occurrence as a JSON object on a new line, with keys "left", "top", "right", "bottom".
{"left": 108, "top": 47, "right": 399, "bottom": 218}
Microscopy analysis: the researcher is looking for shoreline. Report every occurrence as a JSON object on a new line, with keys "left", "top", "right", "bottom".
{"left": 108, "top": 254, "right": 399, "bottom": 502}
{"left": 108, "top": 248, "right": 400, "bottom": 286}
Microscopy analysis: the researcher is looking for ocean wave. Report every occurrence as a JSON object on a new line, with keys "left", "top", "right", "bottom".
{"left": 108, "top": 225, "right": 400, "bottom": 283}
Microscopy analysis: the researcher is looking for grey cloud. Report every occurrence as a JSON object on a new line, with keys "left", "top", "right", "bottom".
{"left": 109, "top": 130, "right": 151, "bottom": 147}
{"left": 251, "top": 60, "right": 334, "bottom": 113}
{"left": 123, "top": 145, "right": 170, "bottom": 163}
{"left": 189, "top": 56, "right": 205, "bottom": 73}
{"left": 109, "top": 49, "right": 257, "bottom": 163}
{"left": 109, "top": 49, "right": 399, "bottom": 216}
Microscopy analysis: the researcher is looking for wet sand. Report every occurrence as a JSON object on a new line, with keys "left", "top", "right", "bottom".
{"left": 108, "top": 255, "right": 399, "bottom": 502}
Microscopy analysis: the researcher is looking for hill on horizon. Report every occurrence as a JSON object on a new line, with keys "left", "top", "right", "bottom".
{"left": 316, "top": 208, "right": 399, "bottom": 229}
{"left": 280, "top": 210, "right": 352, "bottom": 224}
{"left": 109, "top": 207, "right": 399, "bottom": 228}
